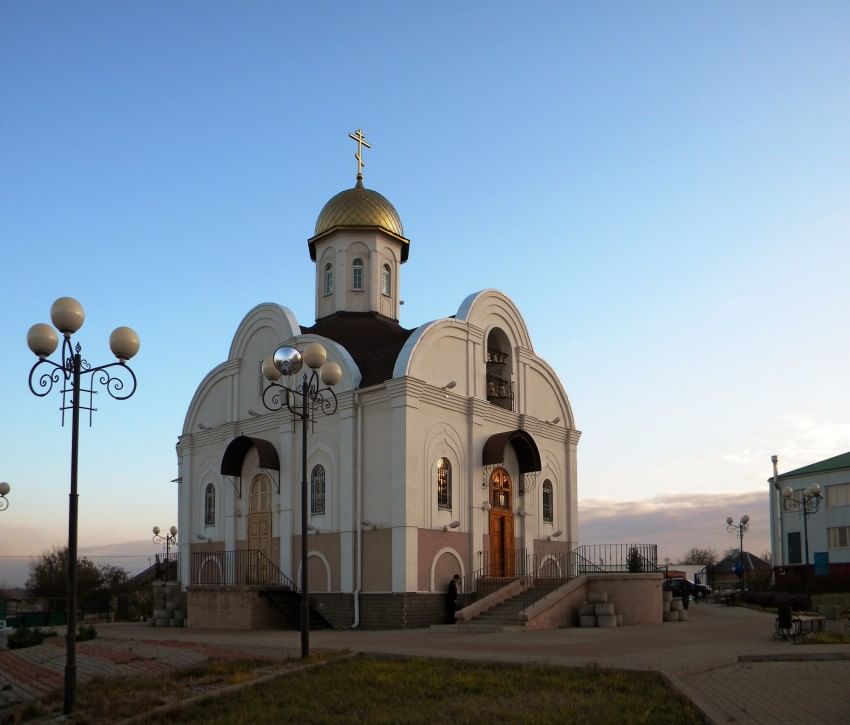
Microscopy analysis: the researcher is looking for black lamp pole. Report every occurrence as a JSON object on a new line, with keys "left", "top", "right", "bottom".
{"left": 726, "top": 514, "right": 750, "bottom": 590}
{"left": 261, "top": 343, "right": 340, "bottom": 658}
{"left": 782, "top": 484, "right": 822, "bottom": 593}
{"left": 27, "top": 298, "right": 139, "bottom": 716}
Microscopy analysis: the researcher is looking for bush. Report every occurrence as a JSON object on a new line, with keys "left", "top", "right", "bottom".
{"left": 7, "top": 624, "right": 56, "bottom": 650}
{"left": 77, "top": 624, "right": 98, "bottom": 641}
{"left": 738, "top": 590, "right": 811, "bottom": 611}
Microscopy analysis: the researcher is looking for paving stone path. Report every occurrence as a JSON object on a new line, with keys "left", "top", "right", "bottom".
{"left": 1, "top": 605, "right": 848, "bottom": 723}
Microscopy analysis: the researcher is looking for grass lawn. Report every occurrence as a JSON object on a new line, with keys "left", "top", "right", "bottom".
{"left": 3, "top": 655, "right": 706, "bottom": 724}
{"left": 172, "top": 655, "right": 705, "bottom": 724}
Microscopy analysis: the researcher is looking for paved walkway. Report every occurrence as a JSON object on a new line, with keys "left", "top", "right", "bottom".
{"left": 1, "top": 604, "right": 848, "bottom": 723}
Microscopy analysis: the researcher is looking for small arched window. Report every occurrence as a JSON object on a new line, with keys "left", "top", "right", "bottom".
{"left": 324, "top": 263, "right": 333, "bottom": 295}
{"left": 311, "top": 464, "right": 326, "bottom": 515}
{"left": 204, "top": 483, "right": 216, "bottom": 526}
{"left": 381, "top": 264, "right": 391, "bottom": 296}
{"left": 352, "top": 258, "right": 364, "bottom": 290}
{"left": 542, "top": 479, "right": 553, "bottom": 523}
{"left": 437, "top": 458, "right": 452, "bottom": 510}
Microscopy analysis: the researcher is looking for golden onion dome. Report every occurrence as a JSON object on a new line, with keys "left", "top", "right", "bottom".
{"left": 309, "top": 179, "right": 409, "bottom": 261}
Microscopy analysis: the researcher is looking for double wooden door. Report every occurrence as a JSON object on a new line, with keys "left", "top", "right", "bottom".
{"left": 488, "top": 467, "right": 515, "bottom": 576}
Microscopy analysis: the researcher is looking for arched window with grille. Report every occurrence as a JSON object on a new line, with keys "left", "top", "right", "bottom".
{"left": 352, "top": 258, "right": 364, "bottom": 290}
{"left": 311, "top": 464, "right": 326, "bottom": 515}
{"left": 542, "top": 479, "right": 553, "bottom": 523}
{"left": 204, "top": 483, "right": 216, "bottom": 526}
{"left": 324, "top": 263, "right": 333, "bottom": 295}
{"left": 437, "top": 458, "right": 452, "bottom": 510}
{"left": 381, "top": 264, "right": 391, "bottom": 296}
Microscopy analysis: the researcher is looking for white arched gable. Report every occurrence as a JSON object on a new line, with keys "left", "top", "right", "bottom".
{"left": 228, "top": 303, "right": 301, "bottom": 361}
{"left": 456, "top": 289, "right": 533, "bottom": 352}
{"left": 523, "top": 355, "right": 576, "bottom": 429}
{"left": 182, "top": 360, "right": 235, "bottom": 434}
{"left": 392, "top": 318, "right": 467, "bottom": 380}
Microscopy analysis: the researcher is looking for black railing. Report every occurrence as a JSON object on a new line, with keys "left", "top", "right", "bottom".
{"left": 190, "top": 550, "right": 298, "bottom": 590}
{"left": 154, "top": 553, "right": 179, "bottom": 581}
{"left": 460, "top": 543, "right": 659, "bottom": 602}
{"left": 575, "top": 543, "right": 659, "bottom": 573}
{"left": 458, "top": 548, "right": 528, "bottom": 595}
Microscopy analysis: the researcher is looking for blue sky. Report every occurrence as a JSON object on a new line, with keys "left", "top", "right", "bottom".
{"left": 2, "top": 2, "right": 849, "bottom": 583}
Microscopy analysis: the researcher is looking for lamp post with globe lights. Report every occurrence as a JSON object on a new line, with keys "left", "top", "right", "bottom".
{"left": 26, "top": 297, "right": 139, "bottom": 716}
{"left": 782, "top": 483, "right": 822, "bottom": 592}
{"left": 0, "top": 482, "right": 10, "bottom": 511}
{"left": 261, "top": 342, "right": 341, "bottom": 658}
{"left": 153, "top": 525, "right": 178, "bottom": 579}
{"left": 726, "top": 514, "right": 750, "bottom": 590}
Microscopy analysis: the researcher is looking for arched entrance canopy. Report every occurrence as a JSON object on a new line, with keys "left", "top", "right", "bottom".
{"left": 220, "top": 435, "right": 280, "bottom": 496}
{"left": 482, "top": 429, "right": 541, "bottom": 473}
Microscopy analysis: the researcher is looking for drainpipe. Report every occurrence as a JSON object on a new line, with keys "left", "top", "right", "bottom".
{"left": 351, "top": 390, "right": 363, "bottom": 628}
{"left": 771, "top": 454, "right": 782, "bottom": 567}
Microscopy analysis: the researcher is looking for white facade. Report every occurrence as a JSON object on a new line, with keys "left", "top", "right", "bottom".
{"left": 176, "top": 173, "right": 580, "bottom": 603}
{"left": 769, "top": 452, "right": 850, "bottom": 567}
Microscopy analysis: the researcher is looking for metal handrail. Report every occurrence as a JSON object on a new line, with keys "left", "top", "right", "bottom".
{"left": 190, "top": 549, "right": 298, "bottom": 590}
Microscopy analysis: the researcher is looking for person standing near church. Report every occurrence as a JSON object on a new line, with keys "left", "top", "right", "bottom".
{"left": 446, "top": 574, "right": 460, "bottom": 623}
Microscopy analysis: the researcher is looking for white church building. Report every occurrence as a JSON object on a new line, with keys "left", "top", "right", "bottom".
{"left": 176, "top": 135, "right": 580, "bottom": 628}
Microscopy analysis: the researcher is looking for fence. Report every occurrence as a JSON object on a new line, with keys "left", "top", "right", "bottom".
{"left": 189, "top": 550, "right": 297, "bottom": 590}
{"left": 459, "top": 543, "right": 659, "bottom": 599}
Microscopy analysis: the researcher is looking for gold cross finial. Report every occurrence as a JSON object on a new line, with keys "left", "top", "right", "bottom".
{"left": 348, "top": 129, "right": 371, "bottom": 181}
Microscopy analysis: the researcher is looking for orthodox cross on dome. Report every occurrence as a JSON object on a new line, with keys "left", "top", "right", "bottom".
{"left": 348, "top": 128, "right": 371, "bottom": 181}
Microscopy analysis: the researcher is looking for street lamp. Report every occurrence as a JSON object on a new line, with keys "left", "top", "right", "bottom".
{"left": 262, "top": 342, "right": 341, "bottom": 658}
{"left": 725, "top": 514, "right": 750, "bottom": 590}
{"left": 26, "top": 296, "right": 139, "bottom": 716}
{"left": 0, "top": 482, "right": 10, "bottom": 511}
{"left": 782, "top": 483, "right": 822, "bottom": 592}
{"left": 153, "top": 525, "right": 178, "bottom": 556}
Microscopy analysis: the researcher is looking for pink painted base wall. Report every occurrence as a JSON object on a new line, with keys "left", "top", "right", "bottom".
{"left": 524, "top": 574, "right": 663, "bottom": 630}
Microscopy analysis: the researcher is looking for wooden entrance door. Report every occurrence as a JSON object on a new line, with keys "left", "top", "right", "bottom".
{"left": 248, "top": 475, "right": 272, "bottom": 581}
{"left": 488, "top": 467, "right": 514, "bottom": 576}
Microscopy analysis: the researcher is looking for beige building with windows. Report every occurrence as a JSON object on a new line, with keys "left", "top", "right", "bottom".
{"left": 177, "top": 147, "right": 580, "bottom": 628}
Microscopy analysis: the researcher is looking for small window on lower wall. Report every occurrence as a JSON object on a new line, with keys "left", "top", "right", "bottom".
{"left": 542, "top": 479, "right": 553, "bottom": 523}
{"left": 437, "top": 458, "right": 452, "bottom": 510}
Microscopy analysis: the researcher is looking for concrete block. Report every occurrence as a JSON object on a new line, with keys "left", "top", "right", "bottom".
{"left": 587, "top": 592, "right": 608, "bottom": 604}
{"left": 579, "top": 604, "right": 596, "bottom": 616}
{"left": 663, "top": 591, "right": 673, "bottom": 603}
{"left": 663, "top": 611, "right": 679, "bottom": 622}
{"left": 594, "top": 603, "right": 616, "bottom": 616}
{"left": 597, "top": 614, "right": 618, "bottom": 628}
{"left": 670, "top": 599, "right": 684, "bottom": 612}
{"left": 678, "top": 610, "right": 688, "bottom": 622}
{"left": 818, "top": 605, "right": 841, "bottom": 620}
{"left": 580, "top": 615, "right": 597, "bottom": 628}
{"left": 616, "top": 613, "right": 623, "bottom": 627}
{"left": 663, "top": 601, "right": 671, "bottom": 613}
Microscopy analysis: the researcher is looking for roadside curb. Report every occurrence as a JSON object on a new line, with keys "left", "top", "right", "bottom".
{"left": 739, "top": 652, "right": 850, "bottom": 663}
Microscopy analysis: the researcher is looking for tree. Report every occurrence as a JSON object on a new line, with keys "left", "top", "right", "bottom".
{"left": 626, "top": 546, "right": 644, "bottom": 573}
{"left": 25, "top": 547, "right": 128, "bottom": 613}
{"left": 679, "top": 547, "right": 718, "bottom": 566}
